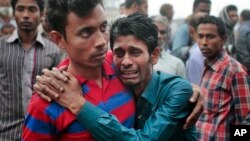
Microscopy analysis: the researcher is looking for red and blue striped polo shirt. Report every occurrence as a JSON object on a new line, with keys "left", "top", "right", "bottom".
{"left": 22, "top": 51, "right": 135, "bottom": 141}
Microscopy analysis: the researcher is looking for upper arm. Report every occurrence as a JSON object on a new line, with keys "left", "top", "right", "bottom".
{"left": 22, "top": 98, "right": 57, "bottom": 140}
{"left": 232, "top": 72, "right": 250, "bottom": 123}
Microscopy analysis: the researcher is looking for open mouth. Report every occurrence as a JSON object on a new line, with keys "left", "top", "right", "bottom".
{"left": 121, "top": 70, "right": 138, "bottom": 79}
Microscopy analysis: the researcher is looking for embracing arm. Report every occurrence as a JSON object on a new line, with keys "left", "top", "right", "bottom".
{"left": 73, "top": 81, "right": 196, "bottom": 141}
{"left": 34, "top": 68, "right": 199, "bottom": 140}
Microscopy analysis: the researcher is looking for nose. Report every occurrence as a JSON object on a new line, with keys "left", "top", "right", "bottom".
{"left": 21, "top": 10, "right": 30, "bottom": 20}
{"left": 94, "top": 30, "right": 108, "bottom": 49}
{"left": 201, "top": 37, "right": 208, "bottom": 47}
{"left": 121, "top": 53, "right": 133, "bottom": 68}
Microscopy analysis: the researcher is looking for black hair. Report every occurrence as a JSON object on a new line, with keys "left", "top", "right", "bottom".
{"left": 193, "top": 0, "right": 211, "bottom": 12}
{"left": 46, "top": 0, "right": 103, "bottom": 38}
{"left": 159, "top": 3, "right": 172, "bottom": 17}
{"left": 240, "top": 9, "right": 250, "bottom": 21}
{"left": 110, "top": 13, "right": 158, "bottom": 54}
{"left": 124, "top": 0, "right": 144, "bottom": 8}
{"left": 10, "top": 0, "right": 45, "bottom": 11}
{"left": 120, "top": 2, "right": 125, "bottom": 8}
{"left": 197, "top": 15, "right": 226, "bottom": 38}
{"left": 226, "top": 5, "right": 237, "bottom": 13}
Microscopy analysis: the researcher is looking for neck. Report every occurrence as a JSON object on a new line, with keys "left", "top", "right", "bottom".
{"left": 68, "top": 61, "right": 102, "bottom": 82}
{"left": 132, "top": 71, "right": 153, "bottom": 98}
{"left": 18, "top": 29, "right": 38, "bottom": 49}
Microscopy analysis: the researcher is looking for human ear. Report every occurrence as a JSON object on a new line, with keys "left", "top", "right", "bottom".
{"left": 50, "top": 31, "right": 65, "bottom": 49}
{"left": 151, "top": 47, "right": 160, "bottom": 65}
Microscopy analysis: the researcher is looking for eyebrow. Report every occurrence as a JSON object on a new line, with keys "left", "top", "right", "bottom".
{"left": 76, "top": 20, "right": 108, "bottom": 33}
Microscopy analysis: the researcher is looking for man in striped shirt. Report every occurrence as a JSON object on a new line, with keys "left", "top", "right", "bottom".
{"left": 195, "top": 15, "right": 250, "bottom": 141}
{"left": 22, "top": 0, "right": 136, "bottom": 140}
{"left": 0, "top": 0, "right": 61, "bottom": 140}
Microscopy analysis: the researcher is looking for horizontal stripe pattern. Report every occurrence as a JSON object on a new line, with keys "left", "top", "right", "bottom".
{"left": 22, "top": 54, "right": 136, "bottom": 141}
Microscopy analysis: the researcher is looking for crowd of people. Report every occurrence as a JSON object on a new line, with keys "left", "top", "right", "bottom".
{"left": 0, "top": 0, "right": 250, "bottom": 141}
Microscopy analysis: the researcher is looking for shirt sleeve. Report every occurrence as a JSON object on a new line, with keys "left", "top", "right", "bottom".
{"left": 231, "top": 72, "right": 250, "bottom": 124}
{"left": 76, "top": 81, "right": 196, "bottom": 141}
{"left": 22, "top": 97, "right": 57, "bottom": 141}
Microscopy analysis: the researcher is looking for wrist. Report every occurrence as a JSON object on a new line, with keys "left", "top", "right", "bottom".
{"left": 69, "top": 97, "right": 86, "bottom": 115}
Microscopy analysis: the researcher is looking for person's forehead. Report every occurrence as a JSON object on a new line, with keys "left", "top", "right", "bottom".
{"left": 114, "top": 35, "right": 146, "bottom": 47}
{"left": 66, "top": 5, "right": 106, "bottom": 27}
{"left": 197, "top": 23, "right": 218, "bottom": 33}
{"left": 228, "top": 10, "right": 238, "bottom": 15}
{"left": 15, "top": 0, "right": 39, "bottom": 8}
{"left": 195, "top": 2, "right": 210, "bottom": 10}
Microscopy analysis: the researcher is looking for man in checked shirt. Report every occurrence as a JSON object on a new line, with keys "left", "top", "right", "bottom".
{"left": 195, "top": 15, "right": 250, "bottom": 141}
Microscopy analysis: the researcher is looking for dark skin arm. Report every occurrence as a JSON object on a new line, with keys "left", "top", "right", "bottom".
{"left": 34, "top": 68, "right": 203, "bottom": 129}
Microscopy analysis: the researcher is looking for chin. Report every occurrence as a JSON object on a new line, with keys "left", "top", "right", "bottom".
{"left": 121, "top": 79, "right": 139, "bottom": 86}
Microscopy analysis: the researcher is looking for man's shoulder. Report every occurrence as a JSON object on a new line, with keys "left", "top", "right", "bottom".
{"left": 29, "top": 94, "right": 71, "bottom": 120}
{"left": 156, "top": 71, "right": 191, "bottom": 88}
{"left": 228, "top": 56, "right": 248, "bottom": 74}
{"left": 0, "top": 35, "right": 12, "bottom": 46}
{"left": 217, "top": 54, "right": 248, "bottom": 76}
{"left": 167, "top": 53, "right": 185, "bottom": 65}
{"left": 29, "top": 94, "right": 55, "bottom": 112}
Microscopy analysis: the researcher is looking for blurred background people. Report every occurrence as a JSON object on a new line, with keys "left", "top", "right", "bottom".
{"left": 186, "top": 12, "right": 207, "bottom": 85}
{"left": 123, "top": 0, "right": 148, "bottom": 16}
{"left": 119, "top": 2, "right": 126, "bottom": 14}
{"left": 0, "top": 0, "right": 10, "bottom": 6}
{"left": 0, "top": 5, "right": 15, "bottom": 29}
{"left": 219, "top": 4, "right": 239, "bottom": 57}
{"left": 0, "top": 23, "right": 14, "bottom": 36}
{"left": 0, "top": 0, "right": 61, "bottom": 140}
{"left": 159, "top": 3, "right": 176, "bottom": 48}
{"left": 151, "top": 15, "right": 186, "bottom": 78}
{"left": 235, "top": 9, "right": 250, "bottom": 74}
{"left": 171, "top": 0, "right": 211, "bottom": 63}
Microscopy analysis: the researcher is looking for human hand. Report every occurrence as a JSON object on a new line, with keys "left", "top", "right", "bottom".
{"left": 55, "top": 71, "right": 86, "bottom": 115}
{"left": 183, "top": 84, "right": 203, "bottom": 129}
{"left": 34, "top": 66, "right": 68, "bottom": 102}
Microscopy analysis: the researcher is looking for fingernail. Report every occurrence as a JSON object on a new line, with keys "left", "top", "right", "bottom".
{"left": 55, "top": 94, "right": 59, "bottom": 99}
{"left": 190, "top": 98, "right": 195, "bottom": 102}
{"left": 59, "top": 87, "right": 64, "bottom": 92}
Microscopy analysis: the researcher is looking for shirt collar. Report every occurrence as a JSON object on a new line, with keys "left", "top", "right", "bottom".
{"left": 140, "top": 71, "right": 158, "bottom": 105}
{"left": 205, "top": 49, "right": 228, "bottom": 72}
{"left": 57, "top": 50, "right": 116, "bottom": 84}
{"left": 6, "top": 29, "right": 46, "bottom": 47}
